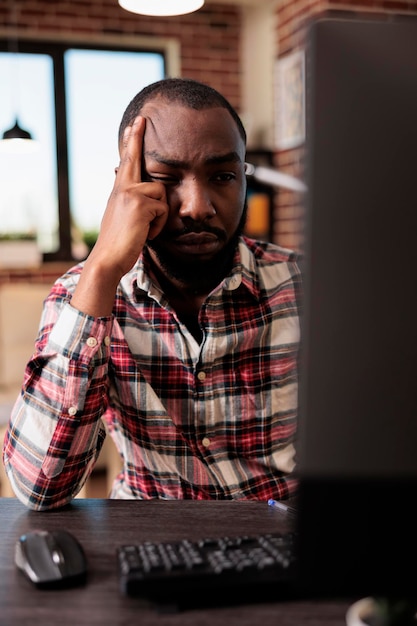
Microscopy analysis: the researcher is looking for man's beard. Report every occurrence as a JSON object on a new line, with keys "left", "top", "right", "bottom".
{"left": 147, "top": 205, "right": 247, "bottom": 292}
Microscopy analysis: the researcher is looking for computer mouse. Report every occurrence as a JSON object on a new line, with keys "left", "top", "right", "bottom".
{"left": 15, "top": 529, "right": 88, "bottom": 588}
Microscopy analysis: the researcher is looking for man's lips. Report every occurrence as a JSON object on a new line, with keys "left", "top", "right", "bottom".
{"left": 173, "top": 232, "right": 219, "bottom": 254}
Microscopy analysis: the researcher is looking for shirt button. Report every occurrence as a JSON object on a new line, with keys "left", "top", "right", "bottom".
{"left": 202, "top": 437, "right": 211, "bottom": 448}
{"left": 68, "top": 406, "right": 77, "bottom": 416}
{"left": 86, "top": 337, "right": 98, "bottom": 347}
{"left": 104, "top": 336, "right": 111, "bottom": 346}
{"left": 197, "top": 371, "right": 206, "bottom": 381}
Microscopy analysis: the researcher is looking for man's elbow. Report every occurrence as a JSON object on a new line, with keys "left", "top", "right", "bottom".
{"left": 3, "top": 464, "right": 76, "bottom": 512}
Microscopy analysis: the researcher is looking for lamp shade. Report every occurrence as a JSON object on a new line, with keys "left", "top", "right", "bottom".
{"left": 2, "top": 119, "right": 33, "bottom": 140}
{"left": 0, "top": 118, "right": 38, "bottom": 154}
{"left": 118, "top": 0, "right": 204, "bottom": 16}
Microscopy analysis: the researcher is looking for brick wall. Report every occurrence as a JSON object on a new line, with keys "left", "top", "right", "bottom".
{"left": 274, "top": 0, "right": 417, "bottom": 251}
{"left": 0, "top": 0, "right": 242, "bottom": 111}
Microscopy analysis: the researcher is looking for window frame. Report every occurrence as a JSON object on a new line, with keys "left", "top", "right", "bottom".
{"left": 0, "top": 34, "right": 176, "bottom": 262}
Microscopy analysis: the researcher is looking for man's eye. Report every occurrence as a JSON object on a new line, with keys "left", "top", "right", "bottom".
{"left": 148, "top": 174, "right": 178, "bottom": 185}
{"left": 213, "top": 172, "right": 236, "bottom": 183}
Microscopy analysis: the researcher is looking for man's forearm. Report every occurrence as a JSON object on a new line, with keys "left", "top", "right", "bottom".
{"left": 2, "top": 294, "right": 113, "bottom": 510}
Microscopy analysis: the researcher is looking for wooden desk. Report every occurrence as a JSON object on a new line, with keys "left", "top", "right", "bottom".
{"left": 0, "top": 498, "right": 352, "bottom": 625}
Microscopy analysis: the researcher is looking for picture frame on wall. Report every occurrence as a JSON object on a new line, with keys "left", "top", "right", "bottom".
{"left": 275, "top": 49, "right": 305, "bottom": 150}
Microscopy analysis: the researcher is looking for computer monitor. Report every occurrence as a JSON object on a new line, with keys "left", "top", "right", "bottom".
{"left": 296, "top": 15, "right": 417, "bottom": 600}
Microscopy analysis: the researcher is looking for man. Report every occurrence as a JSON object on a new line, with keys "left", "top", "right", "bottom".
{"left": 3, "top": 78, "right": 302, "bottom": 510}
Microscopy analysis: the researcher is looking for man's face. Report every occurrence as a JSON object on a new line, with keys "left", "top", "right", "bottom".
{"left": 139, "top": 99, "right": 247, "bottom": 287}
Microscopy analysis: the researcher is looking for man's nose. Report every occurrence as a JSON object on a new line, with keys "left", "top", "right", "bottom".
{"left": 178, "top": 180, "right": 216, "bottom": 221}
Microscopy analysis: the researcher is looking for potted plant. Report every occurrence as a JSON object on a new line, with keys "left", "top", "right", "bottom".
{"left": 0, "top": 232, "right": 41, "bottom": 268}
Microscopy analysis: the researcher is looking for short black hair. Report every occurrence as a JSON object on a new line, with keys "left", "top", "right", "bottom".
{"left": 118, "top": 77, "right": 246, "bottom": 145}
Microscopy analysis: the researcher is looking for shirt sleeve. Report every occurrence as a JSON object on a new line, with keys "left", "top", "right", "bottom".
{"left": 2, "top": 284, "right": 113, "bottom": 511}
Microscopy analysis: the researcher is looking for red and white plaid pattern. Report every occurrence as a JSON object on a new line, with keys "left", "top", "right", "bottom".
{"left": 3, "top": 237, "right": 302, "bottom": 510}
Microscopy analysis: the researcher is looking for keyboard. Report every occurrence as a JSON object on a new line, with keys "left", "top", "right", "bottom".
{"left": 117, "top": 532, "right": 297, "bottom": 610}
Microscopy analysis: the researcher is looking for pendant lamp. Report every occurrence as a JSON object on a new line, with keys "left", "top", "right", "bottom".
{"left": 2, "top": 118, "right": 32, "bottom": 140}
{"left": 0, "top": 1, "right": 38, "bottom": 153}
{"left": 118, "top": 0, "right": 204, "bottom": 16}
{"left": 0, "top": 118, "right": 37, "bottom": 154}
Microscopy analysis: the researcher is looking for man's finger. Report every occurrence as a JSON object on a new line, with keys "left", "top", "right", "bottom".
{"left": 118, "top": 115, "right": 145, "bottom": 184}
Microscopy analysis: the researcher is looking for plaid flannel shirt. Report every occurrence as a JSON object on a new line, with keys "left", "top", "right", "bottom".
{"left": 3, "top": 237, "right": 302, "bottom": 510}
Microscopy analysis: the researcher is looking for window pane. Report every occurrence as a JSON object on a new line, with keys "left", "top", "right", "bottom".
{"left": 65, "top": 49, "right": 165, "bottom": 258}
{"left": 0, "top": 53, "right": 58, "bottom": 253}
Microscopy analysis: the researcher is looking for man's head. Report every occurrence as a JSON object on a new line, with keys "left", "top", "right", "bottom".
{"left": 119, "top": 77, "right": 246, "bottom": 146}
{"left": 119, "top": 78, "right": 248, "bottom": 292}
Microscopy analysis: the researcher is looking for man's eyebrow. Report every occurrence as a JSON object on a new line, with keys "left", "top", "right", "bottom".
{"left": 144, "top": 151, "right": 243, "bottom": 168}
{"left": 205, "top": 151, "right": 243, "bottom": 166}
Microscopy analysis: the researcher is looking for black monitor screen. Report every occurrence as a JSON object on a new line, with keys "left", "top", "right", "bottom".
{"left": 296, "top": 15, "right": 417, "bottom": 600}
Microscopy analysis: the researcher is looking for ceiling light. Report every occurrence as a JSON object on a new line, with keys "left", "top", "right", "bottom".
{"left": 2, "top": 118, "right": 33, "bottom": 140}
{"left": 0, "top": 1, "right": 38, "bottom": 154}
{"left": 118, "top": 0, "right": 204, "bottom": 16}
{"left": 0, "top": 118, "right": 38, "bottom": 154}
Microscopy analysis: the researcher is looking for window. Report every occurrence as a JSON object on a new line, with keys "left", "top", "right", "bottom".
{"left": 0, "top": 40, "right": 166, "bottom": 262}
{"left": 0, "top": 52, "right": 57, "bottom": 251}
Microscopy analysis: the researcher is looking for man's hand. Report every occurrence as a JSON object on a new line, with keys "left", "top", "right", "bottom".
{"left": 71, "top": 116, "right": 169, "bottom": 317}
{"left": 92, "top": 115, "right": 168, "bottom": 278}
